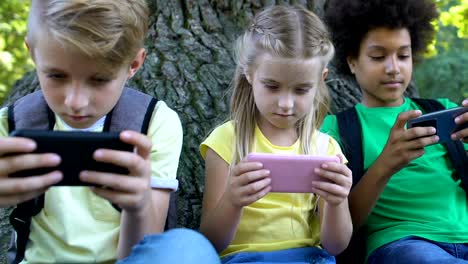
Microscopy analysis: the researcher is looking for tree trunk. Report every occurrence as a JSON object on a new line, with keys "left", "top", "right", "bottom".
{"left": 0, "top": 0, "right": 418, "bottom": 262}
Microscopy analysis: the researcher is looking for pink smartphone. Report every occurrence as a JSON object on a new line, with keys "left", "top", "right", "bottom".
{"left": 246, "top": 153, "right": 340, "bottom": 193}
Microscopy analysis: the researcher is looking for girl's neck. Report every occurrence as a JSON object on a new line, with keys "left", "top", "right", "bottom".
{"left": 256, "top": 119, "right": 298, "bottom": 147}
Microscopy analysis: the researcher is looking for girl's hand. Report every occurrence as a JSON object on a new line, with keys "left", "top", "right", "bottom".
{"left": 311, "top": 154, "right": 352, "bottom": 206}
{"left": 80, "top": 130, "right": 153, "bottom": 214}
{"left": 452, "top": 98, "right": 468, "bottom": 143}
{"left": 224, "top": 160, "right": 271, "bottom": 208}
{"left": 378, "top": 110, "right": 439, "bottom": 176}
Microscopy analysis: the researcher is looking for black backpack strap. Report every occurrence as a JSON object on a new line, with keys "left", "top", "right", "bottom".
{"left": 411, "top": 98, "right": 468, "bottom": 191}
{"left": 9, "top": 197, "right": 44, "bottom": 264}
{"left": 335, "top": 107, "right": 367, "bottom": 264}
{"left": 108, "top": 88, "right": 177, "bottom": 230}
{"left": 103, "top": 88, "right": 163, "bottom": 216}
{"left": 107, "top": 88, "right": 157, "bottom": 132}
{"left": 8, "top": 105, "right": 15, "bottom": 133}
{"left": 336, "top": 107, "right": 364, "bottom": 188}
{"left": 411, "top": 98, "right": 444, "bottom": 113}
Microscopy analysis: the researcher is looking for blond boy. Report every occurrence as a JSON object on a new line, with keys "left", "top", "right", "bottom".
{"left": 0, "top": 0, "right": 187, "bottom": 262}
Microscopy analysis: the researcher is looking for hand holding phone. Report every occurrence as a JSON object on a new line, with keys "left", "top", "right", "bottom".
{"left": 9, "top": 130, "right": 133, "bottom": 186}
{"left": 0, "top": 136, "right": 63, "bottom": 207}
{"left": 407, "top": 107, "right": 468, "bottom": 144}
{"left": 246, "top": 153, "right": 340, "bottom": 193}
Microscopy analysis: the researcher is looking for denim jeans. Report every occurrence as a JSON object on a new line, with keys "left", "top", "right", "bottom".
{"left": 368, "top": 236, "right": 468, "bottom": 264}
{"left": 221, "top": 247, "right": 335, "bottom": 264}
{"left": 117, "top": 228, "right": 221, "bottom": 264}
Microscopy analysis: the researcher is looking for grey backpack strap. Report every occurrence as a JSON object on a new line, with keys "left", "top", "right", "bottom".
{"left": 104, "top": 88, "right": 177, "bottom": 230}
{"left": 8, "top": 90, "right": 54, "bottom": 132}
{"left": 104, "top": 87, "right": 157, "bottom": 133}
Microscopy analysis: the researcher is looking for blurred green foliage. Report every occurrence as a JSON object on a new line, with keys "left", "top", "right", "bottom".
{"left": 0, "top": 0, "right": 32, "bottom": 104}
{"left": 414, "top": 0, "right": 468, "bottom": 103}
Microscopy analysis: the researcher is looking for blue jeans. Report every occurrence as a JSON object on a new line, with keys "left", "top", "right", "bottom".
{"left": 117, "top": 228, "right": 221, "bottom": 264}
{"left": 368, "top": 236, "right": 468, "bottom": 264}
{"left": 221, "top": 247, "right": 335, "bottom": 264}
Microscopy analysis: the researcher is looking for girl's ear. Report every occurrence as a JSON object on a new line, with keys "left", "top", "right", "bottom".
{"left": 322, "top": 68, "right": 329, "bottom": 81}
{"left": 244, "top": 70, "right": 252, "bottom": 84}
{"left": 346, "top": 56, "right": 356, "bottom": 74}
{"left": 128, "top": 48, "right": 146, "bottom": 78}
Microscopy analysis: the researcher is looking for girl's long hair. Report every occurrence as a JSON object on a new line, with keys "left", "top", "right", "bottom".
{"left": 230, "top": 5, "right": 335, "bottom": 165}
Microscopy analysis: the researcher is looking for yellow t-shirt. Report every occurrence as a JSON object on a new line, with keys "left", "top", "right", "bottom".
{"left": 0, "top": 101, "right": 183, "bottom": 264}
{"left": 200, "top": 121, "right": 345, "bottom": 257}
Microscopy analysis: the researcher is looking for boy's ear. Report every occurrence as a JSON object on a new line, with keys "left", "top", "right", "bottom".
{"left": 25, "top": 37, "right": 34, "bottom": 61}
{"left": 346, "top": 56, "right": 356, "bottom": 74}
{"left": 322, "top": 68, "right": 329, "bottom": 81}
{"left": 128, "top": 48, "right": 146, "bottom": 78}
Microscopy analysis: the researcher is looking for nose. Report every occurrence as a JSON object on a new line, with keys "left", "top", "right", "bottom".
{"left": 64, "top": 82, "right": 89, "bottom": 112}
{"left": 385, "top": 54, "right": 400, "bottom": 75}
{"left": 278, "top": 93, "right": 294, "bottom": 111}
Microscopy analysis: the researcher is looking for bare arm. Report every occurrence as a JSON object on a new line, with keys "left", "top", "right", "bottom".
{"left": 80, "top": 130, "right": 161, "bottom": 259}
{"left": 199, "top": 148, "right": 271, "bottom": 252}
{"left": 349, "top": 110, "right": 439, "bottom": 227}
{"left": 319, "top": 199, "right": 352, "bottom": 255}
{"left": 118, "top": 189, "right": 169, "bottom": 257}
{"left": 313, "top": 158, "right": 353, "bottom": 255}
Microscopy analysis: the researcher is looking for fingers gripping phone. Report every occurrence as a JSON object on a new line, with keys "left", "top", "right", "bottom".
{"left": 407, "top": 107, "right": 468, "bottom": 144}
{"left": 9, "top": 130, "right": 134, "bottom": 186}
{"left": 246, "top": 153, "right": 340, "bottom": 193}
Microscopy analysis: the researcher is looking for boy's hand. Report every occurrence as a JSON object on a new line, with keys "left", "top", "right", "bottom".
{"left": 452, "top": 98, "right": 468, "bottom": 143}
{"left": 223, "top": 161, "right": 271, "bottom": 208}
{"left": 311, "top": 154, "right": 352, "bottom": 206}
{"left": 380, "top": 110, "right": 439, "bottom": 175}
{"left": 79, "top": 130, "right": 152, "bottom": 213}
{"left": 0, "top": 137, "right": 62, "bottom": 207}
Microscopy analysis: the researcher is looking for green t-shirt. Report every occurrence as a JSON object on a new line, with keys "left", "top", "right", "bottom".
{"left": 321, "top": 97, "right": 468, "bottom": 258}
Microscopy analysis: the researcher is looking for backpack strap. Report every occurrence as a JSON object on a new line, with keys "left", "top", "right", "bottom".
{"left": 104, "top": 88, "right": 157, "bottom": 133}
{"left": 335, "top": 107, "right": 366, "bottom": 264}
{"left": 8, "top": 92, "right": 51, "bottom": 264}
{"left": 102, "top": 88, "right": 158, "bottom": 213}
{"left": 336, "top": 107, "right": 364, "bottom": 188}
{"left": 9, "top": 196, "right": 44, "bottom": 264}
{"left": 102, "top": 88, "right": 177, "bottom": 230}
{"left": 411, "top": 98, "right": 468, "bottom": 192}
{"left": 8, "top": 91, "right": 55, "bottom": 131}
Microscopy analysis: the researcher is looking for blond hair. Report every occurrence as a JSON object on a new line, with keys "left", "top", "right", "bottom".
{"left": 27, "top": 0, "right": 149, "bottom": 70}
{"left": 231, "top": 5, "right": 334, "bottom": 164}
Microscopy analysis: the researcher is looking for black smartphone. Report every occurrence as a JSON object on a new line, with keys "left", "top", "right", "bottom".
{"left": 8, "top": 130, "right": 134, "bottom": 186}
{"left": 407, "top": 107, "right": 468, "bottom": 144}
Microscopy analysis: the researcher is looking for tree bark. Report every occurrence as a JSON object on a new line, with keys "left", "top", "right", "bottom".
{"left": 0, "top": 0, "right": 418, "bottom": 262}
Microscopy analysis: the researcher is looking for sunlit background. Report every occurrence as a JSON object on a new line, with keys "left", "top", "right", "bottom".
{"left": 0, "top": 0, "right": 466, "bottom": 105}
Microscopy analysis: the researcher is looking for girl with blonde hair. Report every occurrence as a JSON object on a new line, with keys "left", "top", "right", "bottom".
{"left": 200, "top": 5, "right": 353, "bottom": 263}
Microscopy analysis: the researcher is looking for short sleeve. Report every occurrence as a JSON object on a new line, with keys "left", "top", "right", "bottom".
{"left": 200, "top": 121, "right": 234, "bottom": 164}
{"left": 146, "top": 101, "right": 183, "bottom": 191}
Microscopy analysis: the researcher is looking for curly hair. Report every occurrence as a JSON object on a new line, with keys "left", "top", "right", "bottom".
{"left": 324, "top": 0, "right": 438, "bottom": 75}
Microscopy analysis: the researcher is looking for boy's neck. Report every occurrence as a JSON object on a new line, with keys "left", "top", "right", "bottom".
{"left": 59, "top": 115, "right": 106, "bottom": 131}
